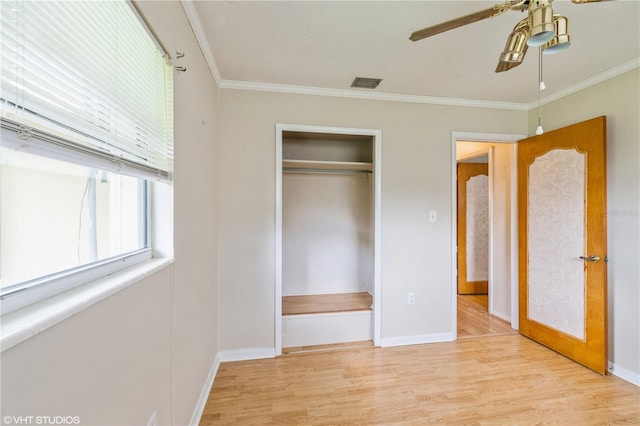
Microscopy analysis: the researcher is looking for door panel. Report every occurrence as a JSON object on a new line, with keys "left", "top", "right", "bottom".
{"left": 518, "top": 116, "right": 607, "bottom": 374}
{"left": 528, "top": 149, "right": 586, "bottom": 339}
{"left": 457, "top": 163, "right": 489, "bottom": 294}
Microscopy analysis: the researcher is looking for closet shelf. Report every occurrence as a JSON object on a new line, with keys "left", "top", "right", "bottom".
{"left": 282, "top": 159, "right": 373, "bottom": 172}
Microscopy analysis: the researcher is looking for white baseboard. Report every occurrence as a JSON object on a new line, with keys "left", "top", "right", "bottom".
{"left": 490, "top": 309, "right": 511, "bottom": 323}
{"left": 608, "top": 362, "right": 640, "bottom": 387}
{"left": 189, "top": 354, "right": 221, "bottom": 426}
{"left": 218, "top": 347, "right": 276, "bottom": 362}
{"left": 188, "top": 348, "right": 277, "bottom": 425}
{"left": 381, "top": 332, "right": 455, "bottom": 347}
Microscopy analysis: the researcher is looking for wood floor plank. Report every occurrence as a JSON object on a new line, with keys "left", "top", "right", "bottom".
{"left": 457, "top": 294, "right": 517, "bottom": 338}
{"left": 283, "top": 340, "right": 374, "bottom": 354}
{"left": 201, "top": 335, "right": 640, "bottom": 425}
{"left": 282, "top": 292, "right": 372, "bottom": 315}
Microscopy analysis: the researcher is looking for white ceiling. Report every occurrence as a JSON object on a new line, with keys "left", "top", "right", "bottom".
{"left": 187, "top": 0, "right": 640, "bottom": 107}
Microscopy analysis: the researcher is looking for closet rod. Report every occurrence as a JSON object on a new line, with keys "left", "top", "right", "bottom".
{"left": 282, "top": 168, "right": 372, "bottom": 174}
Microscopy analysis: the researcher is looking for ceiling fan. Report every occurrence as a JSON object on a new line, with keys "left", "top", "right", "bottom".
{"left": 410, "top": 0, "right": 608, "bottom": 73}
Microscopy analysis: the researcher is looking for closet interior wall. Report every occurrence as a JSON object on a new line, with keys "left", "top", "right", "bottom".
{"left": 282, "top": 132, "right": 374, "bottom": 300}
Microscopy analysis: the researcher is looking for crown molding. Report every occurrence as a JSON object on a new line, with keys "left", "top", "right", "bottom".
{"left": 178, "top": 0, "right": 525, "bottom": 111}
{"left": 181, "top": 0, "right": 222, "bottom": 86}
{"left": 530, "top": 58, "right": 640, "bottom": 110}
{"left": 219, "top": 79, "right": 530, "bottom": 111}
{"left": 180, "top": 1, "right": 638, "bottom": 112}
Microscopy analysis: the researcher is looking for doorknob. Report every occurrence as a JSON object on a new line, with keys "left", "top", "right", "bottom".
{"left": 580, "top": 255, "right": 600, "bottom": 263}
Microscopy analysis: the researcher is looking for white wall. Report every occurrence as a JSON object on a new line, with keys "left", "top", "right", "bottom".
{"left": 217, "top": 90, "right": 527, "bottom": 350}
{"left": 283, "top": 172, "right": 373, "bottom": 295}
{"left": 490, "top": 144, "right": 515, "bottom": 322}
{"left": 1, "top": 269, "right": 174, "bottom": 425}
{"left": 0, "top": 1, "right": 220, "bottom": 424}
{"left": 528, "top": 68, "right": 640, "bottom": 381}
{"left": 282, "top": 135, "right": 374, "bottom": 296}
{"left": 142, "top": 2, "right": 220, "bottom": 422}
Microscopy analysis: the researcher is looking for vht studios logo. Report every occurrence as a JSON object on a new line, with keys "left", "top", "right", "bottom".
{"left": 2, "top": 416, "right": 80, "bottom": 425}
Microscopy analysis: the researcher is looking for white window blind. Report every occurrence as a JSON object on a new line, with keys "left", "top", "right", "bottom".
{"left": 0, "top": 0, "right": 173, "bottom": 181}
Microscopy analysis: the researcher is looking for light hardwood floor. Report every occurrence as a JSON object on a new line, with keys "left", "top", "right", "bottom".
{"left": 200, "top": 295, "right": 640, "bottom": 425}
{"left": 201, "top": 334, "right": 639, "bottom": 424}
{"left": 457, "top": 294, "right": 517, "bottom": 339}
{"left": 201, "top": 294, "right": 636, "bottom": 423}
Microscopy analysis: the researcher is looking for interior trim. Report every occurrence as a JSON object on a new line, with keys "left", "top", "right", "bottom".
{"left": 219, "top": 79, "right": 529, "bottom": 111}
{"left": 380, "top": 332, "right": 455, "bottom": 348}
{"left": 451, "top": 132, "right": 525, "bottom": 339}
{"left": 188, "top": 354, "right": 220, "bottom": 426}
{"left": 217, "top": 348, "right": 277, "bottom": 362}
{"left": 0, "top": 258, "right": 174, "bottom": 353}
{"left": 180, "top": 0, "right": 222, "bottom": 85}
{"left": 527, "top": 58, "right": 640, "bottom": 109}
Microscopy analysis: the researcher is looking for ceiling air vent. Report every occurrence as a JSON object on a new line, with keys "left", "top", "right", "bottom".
{"left": 351, "top": 77, "right": 382, "bottom": 89}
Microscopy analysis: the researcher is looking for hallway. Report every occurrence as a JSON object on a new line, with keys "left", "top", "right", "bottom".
{"left": 457, "top": 294, "right": 517, "bottom": 338}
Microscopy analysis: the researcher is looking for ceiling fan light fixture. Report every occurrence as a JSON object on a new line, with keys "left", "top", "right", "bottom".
{"left": 495, "top": 18, "right": 529, "bottom": 72}
{"left": 527, "top": 1, "right": 556, "bottom": 47}
{"left": 499, "top": 18, "right": 529, "bottom": 63}
{"left": 543, "top": 15, "right": 571, "bottom": 55}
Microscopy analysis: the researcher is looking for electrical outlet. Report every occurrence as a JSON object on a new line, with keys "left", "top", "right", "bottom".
{"left": 147, "top": 411, "right": 157, "bottom": 426}
{"left": 408, "top": 292, "right": 415, "bottom": 305}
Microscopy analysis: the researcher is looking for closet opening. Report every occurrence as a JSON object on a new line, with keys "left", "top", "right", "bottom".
{"left": 275, "top": 124, "right": 381, "bottom": 355}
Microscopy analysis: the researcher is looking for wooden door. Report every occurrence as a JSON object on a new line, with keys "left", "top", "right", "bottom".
{"left": 457, "top": 163, "right": 489, "bottom": 295}
{"left": 518, "top": 116, "right": 607, "bottom": 374}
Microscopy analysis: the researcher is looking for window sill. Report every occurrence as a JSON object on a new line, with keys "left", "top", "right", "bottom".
{"left": 0, "top": 257, "right": 174, "bottom": 353}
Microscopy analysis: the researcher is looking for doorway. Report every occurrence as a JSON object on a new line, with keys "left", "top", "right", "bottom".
{"left": 456, "top": 154, "right": 503, "bottom": 338}
{"left": 452, "top": 132, "right": 524, "bottom": 339}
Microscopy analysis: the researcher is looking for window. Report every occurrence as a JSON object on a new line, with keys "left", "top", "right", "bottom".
{"left": 0, "top": 0, "right": 173, "bottom": 314}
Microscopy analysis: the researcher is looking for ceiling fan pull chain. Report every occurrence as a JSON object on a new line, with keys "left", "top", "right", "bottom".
{"left": 536, "top": 46, "right": 545, "bottom": 135}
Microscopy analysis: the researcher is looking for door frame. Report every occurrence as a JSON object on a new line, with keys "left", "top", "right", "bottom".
{"left": 451, "top": 131, "right": 525, "bottom": 337}
{"left": 275, "top": 123, "right": 382, "bottom": 355}
{"left": 457, "top": 161, "right": 490, "bottom": 295}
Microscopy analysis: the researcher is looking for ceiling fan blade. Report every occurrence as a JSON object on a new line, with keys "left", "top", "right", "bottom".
{"left": 409, "top": 5, "right": 509, "bottom": 41}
